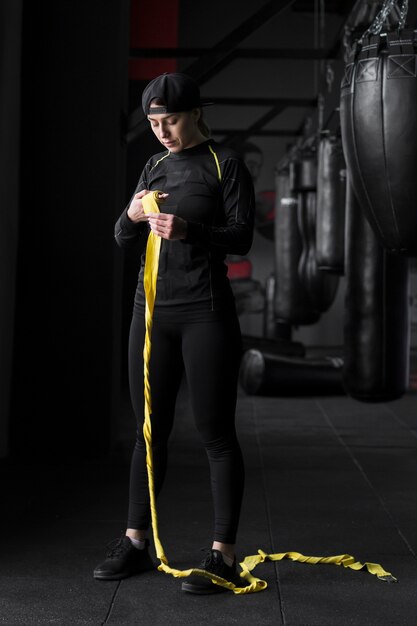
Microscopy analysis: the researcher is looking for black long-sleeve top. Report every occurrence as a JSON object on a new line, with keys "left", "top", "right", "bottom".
{"left": 114, "top": 139, "right": 255, "bottom": 313}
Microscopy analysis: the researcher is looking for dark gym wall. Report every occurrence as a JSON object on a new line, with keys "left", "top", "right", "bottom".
{"left": 0, "top": 0, "right": 23, "bottom": 459}
{"left": 10, "top": 1, "right": 130, "bottom": 459}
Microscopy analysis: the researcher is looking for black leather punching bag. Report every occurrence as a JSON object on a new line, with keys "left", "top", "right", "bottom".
{"left": 340, "top": 23, "right": 417, "bottom": 255}
{"left": 297, "top": 190, "right": 340, "bottom": 313}
{"left": 316, "top": 131, "right": 347, "bottom": 274}
{"left": 289, "top": 145, "right": 340, "bottom": 314}
{"left": 239, "top": 349, "right": 344, "bottom": 397}
{"left": 343, "top": 180, "right": 410, "bottom": 402}
{"left": 274, "top": 159, "right": 320, "bottom": 325}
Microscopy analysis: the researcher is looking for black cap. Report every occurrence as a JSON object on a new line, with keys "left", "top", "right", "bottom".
{"left": 142, "top": 72, "right": 212, "bottom": 115}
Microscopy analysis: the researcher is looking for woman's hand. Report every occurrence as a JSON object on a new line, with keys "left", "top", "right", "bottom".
{"left": 127, "top": 189, "right": 153, "bottom": 224}
{"left": 148, "top": 212, "right": 187, "bottom": 240}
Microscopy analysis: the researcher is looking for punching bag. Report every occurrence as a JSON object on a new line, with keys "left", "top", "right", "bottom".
{"left": 262, "top": 272, "right": 295, "bottom": 343}
{"left": 289, "top": 145, "right": 340, "bottom": 314}
{"left": 343, "top": 180, "right": 410, "bottom": 402}
{"left": 239, "top": 349, "right": 344, "bottom": 397}
{"left": 289, "top": 147, "right": 316, "bottom": 192}
{"left": 274, "top": 159, "right": 320, "bottom": 325}
{"left": 340, "top": 1, "right": 417, "bottom": 255}
{"left": 316, "top": 131, "right": 347, "bottom": 274}
{"left": 297, "top": 190, "right": 340, "bottom": 313}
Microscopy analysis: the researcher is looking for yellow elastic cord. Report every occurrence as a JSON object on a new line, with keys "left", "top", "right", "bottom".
{"left": 141, "top": 190, "right": 397, "bottom": 594}
{"left": 238, "top": 550, "right": 397, "bottom": 590}
{"left": 141, "top": 191, "right": 164, "bottom": 564}
{"left": 141, "top": 190, "right": 251, "bottom": 593}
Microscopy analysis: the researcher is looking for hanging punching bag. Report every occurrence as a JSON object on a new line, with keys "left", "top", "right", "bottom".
{"left": 289, "top": 144, "right": 340, "bottom": 314}
{"left": 262, "top": 272, "right": 296, "bottom": 343}
{"left": 343, "top": 179, "right": 410, "bottom": 402}
{"left": 289, "top": 146, "right": 316, "bottom": 193}
{"left": 297, "top": 190, "right": 340, "bottom": 313}
{"left": 316, "top": 131, "right": 347, "bottom": 274}
{"left": 274, "top": 158, "right": 320, "bottom": 325}
{"left": 340, "top": 1, "right": 417, "bottom": 255}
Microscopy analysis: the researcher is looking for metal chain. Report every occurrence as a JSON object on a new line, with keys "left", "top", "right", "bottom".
{"left": 398, "top": 0, "right": 409, "bottom": 28}
{"left": 369, "top": 0, "right": 397, "bottom": 34}
{"left": 362, "top": 0, "right": 409, "bottom": 39}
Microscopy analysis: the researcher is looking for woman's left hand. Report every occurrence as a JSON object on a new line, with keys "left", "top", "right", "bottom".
{"left": 147, "top": 212, "right": 187, "bottom": 240}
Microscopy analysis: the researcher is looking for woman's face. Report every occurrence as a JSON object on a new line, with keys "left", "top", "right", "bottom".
{"left": 147, "top": 107, "right": 202, "bottom": 153}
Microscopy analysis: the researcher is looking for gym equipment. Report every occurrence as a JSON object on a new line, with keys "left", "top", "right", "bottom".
{"left": 297, "top": 190, "right": 340, "bottom": 313}
{"left": 248, "top": 131, "right": 347, "bottom": 399}
{"left": 316, "top": 131, "right": 346, "bottom": 274}
{"left": 262, "top": 272, "right": 297, "bottom": 343}
{"left": 340, "top": 1, "right": 417, "bottom": 255}
{"left": 262, "top": 272, "right": 279, "bottom": 339}
{"left": 288, "top": 142, "right": 340, "bottom": 314}
{"left": 343, "top": 180, "right": 410, "bottom": 402}
{"left": 274, "top": 157, "right": 321, "bottom": 325}
{"left": 239, "top": 349, "right": 344, "bottom": 397}
{"left": 289, "top": 146, "right": 316, "bottom": 192}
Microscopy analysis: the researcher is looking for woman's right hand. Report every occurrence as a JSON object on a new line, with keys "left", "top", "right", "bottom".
{"left": 127, "top": 189, "right": 151, "bottom": 224}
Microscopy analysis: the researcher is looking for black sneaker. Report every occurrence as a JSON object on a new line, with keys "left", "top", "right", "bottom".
{"left": 93, "top": 535, "right": 155, "bottom": 580}
{"left": 181, "top": 549, "right": 244, "bottom": 594}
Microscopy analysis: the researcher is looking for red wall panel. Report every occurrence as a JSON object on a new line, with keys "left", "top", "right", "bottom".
{"left": 129, "top": 0, "right": 178, "bottom": 80}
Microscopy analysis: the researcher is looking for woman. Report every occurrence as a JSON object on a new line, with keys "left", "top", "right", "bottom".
{"left": 94, "top": 72, "right": 255, "bottom": 594}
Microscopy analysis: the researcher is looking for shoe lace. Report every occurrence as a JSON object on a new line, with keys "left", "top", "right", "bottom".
{"left": 198, "top": 548, "right": 226, "bottom": 576}
{"left": 105, "top": 534, "right": 129, "bottom": 558}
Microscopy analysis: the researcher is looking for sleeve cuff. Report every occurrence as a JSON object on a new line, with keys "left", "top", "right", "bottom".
{"left": 119, "top": 208, "right": 145, "bottom": 232}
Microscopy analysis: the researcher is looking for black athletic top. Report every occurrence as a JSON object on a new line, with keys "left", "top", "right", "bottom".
{"left": 114, "top": 139, "right": 255, "bottom": 316}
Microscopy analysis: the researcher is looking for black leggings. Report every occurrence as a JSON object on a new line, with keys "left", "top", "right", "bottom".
{"left": 127, "top": 309, "right": 245, "bottom": 544}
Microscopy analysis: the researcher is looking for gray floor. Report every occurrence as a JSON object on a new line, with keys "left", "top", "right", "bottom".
{"left": 2, "top": 368, "right": 417, "bottom": 625}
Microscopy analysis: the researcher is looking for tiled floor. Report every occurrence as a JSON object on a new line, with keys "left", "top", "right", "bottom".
{"left": 2, "top": 363, "right": 417, "bottom": 625}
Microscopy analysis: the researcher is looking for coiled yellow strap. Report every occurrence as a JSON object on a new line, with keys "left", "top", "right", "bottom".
{"left": 141, "top": 190, "right": 397, "bottom": 593}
